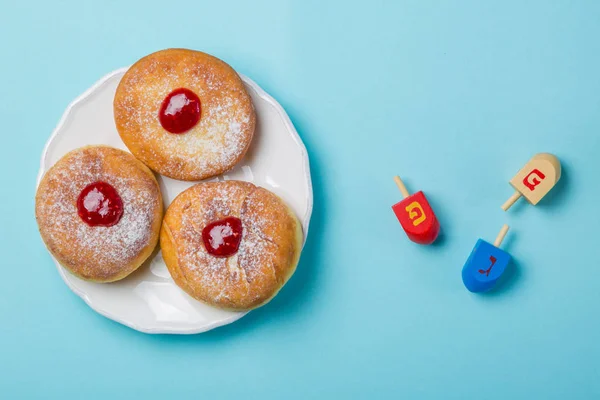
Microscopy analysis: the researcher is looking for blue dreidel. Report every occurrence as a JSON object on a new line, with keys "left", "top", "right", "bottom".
{"left": 462, "top": 225, "right": 511, "bottom": 293}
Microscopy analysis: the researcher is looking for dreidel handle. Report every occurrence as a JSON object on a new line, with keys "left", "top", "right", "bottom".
{"left": 394, "top": 176, "right": 410, "bottom": 199}
{"left": 494, "top": 224, "right": 510, "bottom": 247}
{"left": 501, "top": 191, "right": 521, "bottom": 211}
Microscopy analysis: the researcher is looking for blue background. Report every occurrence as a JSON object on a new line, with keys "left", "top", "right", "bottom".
{"left": 2, "top": 1, "right": 599, "bottom": 398}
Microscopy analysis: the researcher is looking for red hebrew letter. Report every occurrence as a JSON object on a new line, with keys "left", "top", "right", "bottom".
{"left": 523, "top": 169, "right": 545, "bottom": 191}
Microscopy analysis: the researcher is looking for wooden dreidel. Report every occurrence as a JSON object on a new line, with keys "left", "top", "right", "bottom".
{"left": 462, "top": 224, "right": 511, "bottom": 293}
{"left": 391, "top": 176, "right": 440, "bottom": 245}
{"left": 501, "top": 153, "right": 561, "bottom": 211}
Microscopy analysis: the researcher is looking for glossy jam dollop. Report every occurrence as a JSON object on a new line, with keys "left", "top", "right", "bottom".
{"left": 77, "top": 181, "right": 124, "bottom": 227}
{"left": 201, "top": 217, "right": 243, "bottom": 257}
{"left": 158, "top": 88, "right": 201, "bottom": 134}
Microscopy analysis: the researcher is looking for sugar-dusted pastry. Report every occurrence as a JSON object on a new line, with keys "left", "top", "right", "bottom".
{"left": 35, "top": 146, "right": 163, "bottom": 282}
{"left": 160, "top": 181, "right": 303, "bottom": 311}
{"left": 114, "top": 48, "right": 256, "bottom": 181}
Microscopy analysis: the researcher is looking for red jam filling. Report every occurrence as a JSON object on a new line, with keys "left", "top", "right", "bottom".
{"left": 158, "top": 88, "right": 201, "bottom": 134}
{"left": 201, "top": 217, "right": 243, "bottom": 257}
{"left": 77, "top": 181, "right": 124, "bottom": 227}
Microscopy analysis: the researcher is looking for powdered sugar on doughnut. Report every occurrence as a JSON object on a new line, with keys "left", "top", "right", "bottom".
{"left": 36, "top": 147, "right": 161, "bottom": 281}
{"left": 114, "top": 49, "right": 256, "bottom": 181}
{"left": 176, "top": 183, "right": 267, "bottom": 298}
{"left": 163, "top": 181, "right": 301, "bottom": 310}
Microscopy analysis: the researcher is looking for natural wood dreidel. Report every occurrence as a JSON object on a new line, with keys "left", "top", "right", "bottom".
{"left": 391, "top": 176, "right": 440, "bottom": 245}
{"left": 502, "top": 153, "right": 561, "bottom": 211}
{"left": 462, "top": 224, "right": 511, "bottom": 293}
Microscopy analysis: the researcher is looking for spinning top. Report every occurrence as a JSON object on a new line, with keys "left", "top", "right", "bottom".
{"left": 392, "top": 176, "right": 440, "bottom": 245}
{"left": 502, "top": 153, "right": 561, "bottom": 211}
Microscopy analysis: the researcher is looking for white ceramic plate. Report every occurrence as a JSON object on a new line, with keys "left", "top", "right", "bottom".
{"left": 36, "top": 67, "right": 313, "bottom": 334}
